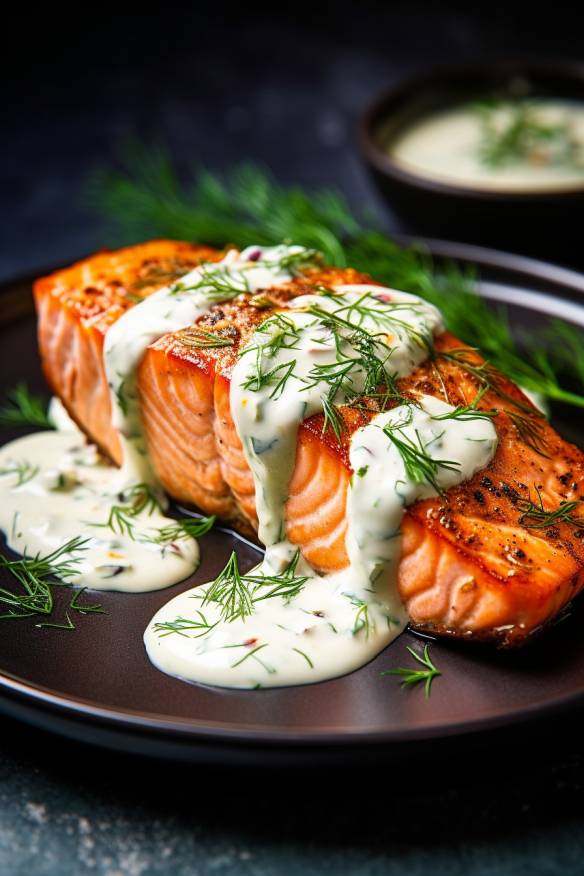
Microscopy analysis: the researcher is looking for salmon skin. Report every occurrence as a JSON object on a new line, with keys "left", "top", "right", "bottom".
{"left": 34, "top": 240, "right": 584, "bottom": 646}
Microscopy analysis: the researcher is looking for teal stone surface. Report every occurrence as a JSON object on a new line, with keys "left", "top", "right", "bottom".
{"left": 0, "top": 715, "right": 583, "bottom": 875}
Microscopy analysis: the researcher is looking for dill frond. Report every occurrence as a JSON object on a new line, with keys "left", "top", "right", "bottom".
{"left": 381, "top": 644, "right": 441, "bottom": 697}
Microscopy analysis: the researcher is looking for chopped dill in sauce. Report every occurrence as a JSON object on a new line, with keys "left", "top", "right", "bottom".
{"left": 0, "top": 459, "right": 39, "bottom": 486}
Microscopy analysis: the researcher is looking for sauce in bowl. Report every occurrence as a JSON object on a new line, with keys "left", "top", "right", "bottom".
{"left": 388, "top": 99, "right": 584, "bottom": 193}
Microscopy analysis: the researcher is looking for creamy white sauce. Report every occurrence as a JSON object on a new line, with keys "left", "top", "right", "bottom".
{"left": 145, "top": 281, "right": 497, "bottom": 688}
{"left": 0, "top": 430, "right": 198, "bottom": 591}
{"left": 389, "top": 100, "right": 584, "bottom": 192}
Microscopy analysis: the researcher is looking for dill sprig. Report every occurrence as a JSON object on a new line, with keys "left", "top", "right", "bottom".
{"left": 425, "top": 284, "right": 584, "bottom": 411}
{"left": 241, "top": 297, "right": 407, "bottom": 440}
{"left": 0, "top": 383, "right": 53, "bottom": 429}
{"left": 347, "top": 236, "right": 584, "bottom": 411}
{"left": 242, "top": 358, "right": 297, "bottom": 400}
{"left": 382, "top": 410, "right": 460, "bottom": 495}
{"left": 69, "top": 587, "right": 104, "bottom": 615}
{"left": 321, "top": 395, "right": 346, "bottom": 442}
{"left": 303, "top": 296, "right": 410, "bottom": 429}
{"left": 91, "top": 483, "right": 161, "bottom": 540}
{"left": 36, "top": 613, "right": 77, "bottom": 631}
{"left": 249, "top": 550, "right": 309, "bottom": 604}
{"left": 439, "top": 349, "right": 533, "bottom": 414}
{"left": 260, "top": 247, "right": 323, "bottom": 275}
{"left": 474, "top": 100, "right": 581, "bottom": 170}
{"left": 239, "top": 314, "right": 303, "bottom": 396}
{"left": 540, "top": 319, "right": 584, "bottom": 390}
{"left": 230, "top": 643, "right": 273, "bottom": 671}
{"left": 175, "top": 327, "right": 234, "bottom": 349}
{"left": 249, "top": 312, "right": 303, "bottom": 357}
{"left": 147, "top": 515, "right": 216, "bottom": 545}
{"left": 173, "top": 262, "right": 249, "bottom": 299}
{"left": 307, "top": 306, "right": 400, "bottom": 391}
{"left": 248, "top": 292, "right": 274, "bottom": 309}
{"left": 0, "top": 459, "right": 39, "bottom": 486}
{"left": 381, "top": 644, "right": 441, "bottom": 697}
{"left": 507, "top": 410, "right": 550, "bottom": 458}
{"left": 201, "top": 549, "right": 309, "bottom": 625}
{"left": 201, "top": 551, "right": 254, "bottom": 623}
{"left": 0, "top": 537, "right": 102, "bottom": 626}
{"left": 314, "top": 291, "right": 434, "bottom": 353}
{"left": 348, "top": 596, "right": 371, "bottom": 638}
{"left": 292, "top": 648, "right": 314, "bottom": 668}
{"left": 431, "top": 387, "right": 497, "bottom": 422}
{"left": 88, "top": 146, "right": 584, "bottom": 412}
{"left": 239, "top": 313, "right": 304, "bottom": 402}
{"left": 153, "top": 611, "right": 218, "bottom": 639}
{"left": 130, "top": 261, "right": 193, "bottom": 291}
{"left": 517, "top": 486, "right": 584, "bottom": 531}
{"left": 312, "top": 356, "right": 404, "bottom": 440}
{"left": 439, "top": 348, "right": 550, "bottom": 456}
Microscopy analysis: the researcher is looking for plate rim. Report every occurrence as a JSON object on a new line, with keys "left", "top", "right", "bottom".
{"left": 2, "top": 657, "right": 584, "bottom": 748}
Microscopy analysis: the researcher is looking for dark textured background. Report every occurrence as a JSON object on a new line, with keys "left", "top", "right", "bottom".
{"left": 3, "top": 2, "right": 584, "bottom": 282}
{"left": 2, "top": 4, "right": 584, "bottom": 873}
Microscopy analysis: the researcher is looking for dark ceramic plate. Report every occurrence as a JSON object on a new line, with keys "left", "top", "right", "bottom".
{"left": 2, "top": 240, "right": 584, "bottom": 767}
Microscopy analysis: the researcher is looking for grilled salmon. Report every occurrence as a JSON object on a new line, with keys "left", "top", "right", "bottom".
{"left": 34, "top": 240, "right": 584, "bottom": 646}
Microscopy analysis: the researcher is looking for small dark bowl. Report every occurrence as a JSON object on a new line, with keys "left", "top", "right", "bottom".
{"left": 359, "top": 60, "right": 584, "bottom": 263}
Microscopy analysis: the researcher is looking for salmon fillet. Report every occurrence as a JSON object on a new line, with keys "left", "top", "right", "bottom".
{"left": 34, "top": 241, "right": 584, "bottom": 646}
{"left": 34, "top": 240, "right": 221, "bottom": 464}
